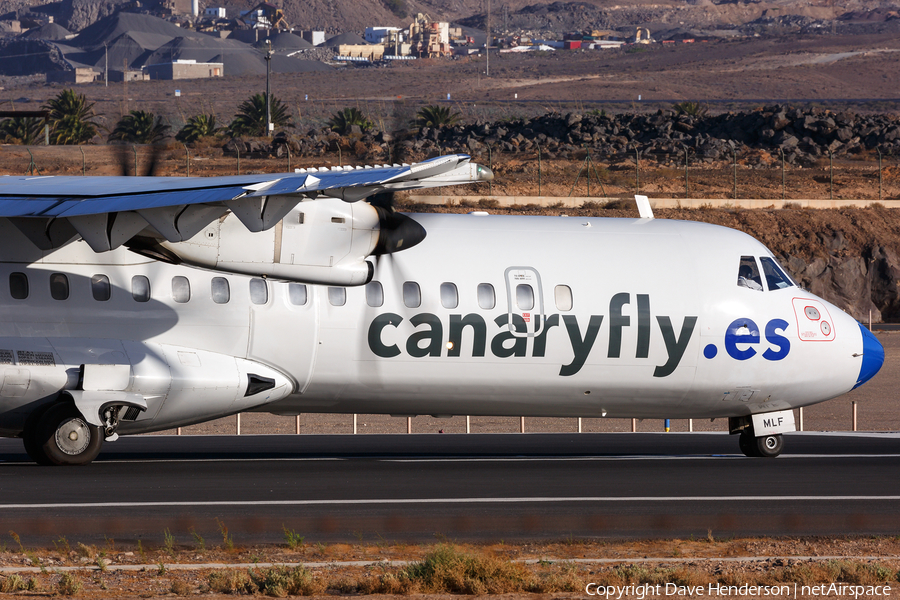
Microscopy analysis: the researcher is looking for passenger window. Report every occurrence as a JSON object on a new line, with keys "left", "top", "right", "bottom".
{"left": 328, "top": 287, "right": 346, "bottom": 306}
{"left": 555, "top": 285, "right": 573, "bottom": 311}
{"left": 49, "top": 273, "right": 69, "bottom": 301}
{"left": 366, "top": 281, "right": 384, "bottom": 307}
{"left": 288, "top": 283, "right": 308, "bottom": 306}
{"left": 516, "top": 284, "right": 534, "bottom": 310}
{"left": 91, "top": 274, "right": 111, "bottom": 301}
{"left": 737, "top": 256, "right": 763, "bottom": 291}
{"left": 9, "top": 272, "right": 28, "bottom": 300}
{"left": 211, "top": 277, "right": 230, "bottom": 304}
{"left": 172, "top": 276, "right": 191, "bottom": 303}
{"left": 132, "top": 275, "right": 150, "bottom": 302}
{"left": 440, "top": 282, "right": 458, "bottom": 309}
{"left": 249, "top": 278, "right": 268, "bottom": 305}
{"left": 403, "top": 282, "right": 421, "bottom": 308}
{"left": 477, "top": 283, "right": 495, "bottom": 309}
{"left": 760, "top": 257, "right": 794, "bottom": 290}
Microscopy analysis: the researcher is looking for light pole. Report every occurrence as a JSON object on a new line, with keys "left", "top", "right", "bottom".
{"left": 265, "top": 39, "right": 273, "bottom": 137}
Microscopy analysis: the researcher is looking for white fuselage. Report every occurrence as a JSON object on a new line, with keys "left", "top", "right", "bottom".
{"left": 0, "top": 210, "right": 871, "bottom": 437}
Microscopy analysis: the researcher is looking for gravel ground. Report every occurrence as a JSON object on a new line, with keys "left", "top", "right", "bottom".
{"left": 153, "top": 332, "right": 900, "bottom": 438}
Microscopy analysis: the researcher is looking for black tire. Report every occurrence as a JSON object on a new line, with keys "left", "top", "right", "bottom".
{"left": 738, "top": 429, "right": 759, "bottom": 458}
{"left": 36, "top": 403, "right": 103, "bottom": 466}
{"left": 754, "top": 433, "right": 784, "bottom": 458}
{"left": 21, "top": 402, "right": 56, "bottom": 465}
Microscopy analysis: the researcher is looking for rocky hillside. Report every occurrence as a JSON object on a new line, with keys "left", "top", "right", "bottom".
{"left": 5, "top": 0, "right": 900, "bottom": 39}
{"left": 252, "top": 104, "right": 900, "bottom": 169}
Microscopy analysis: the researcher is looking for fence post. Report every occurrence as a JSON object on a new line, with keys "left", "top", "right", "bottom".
{"left": 236, "top": 413, "right": 241, "bottom": 435}
{"left": 631, "top": 418, "right": 637, "bottom": 432}
{"left": 852, "top": 401, "right": 858, "bottom": 431}
{"left": 287, "top": 144, "right": 291, "bottom": 172}
{"left": 733, "top": 146, "right": 737, "bottom": 200}
{"left": 407, "top": 416, "right": 412, "bottom": 434}
{"left": 519, "top": 416, "right": 525, "bottom": 433}
{"left": 684, "top": 148, "right": 689, "bottom": 199}
{"left": 183, "top": 143, "right": 190, "bottom": 177}
{"left": 466, "top": 415, "right": 470, "bottom": 433}
{"left": 236, "top": 145, "right": 240, "bottom": 175}
{"left": 780, "top": 148, "right": 785, "bottom": 200}
{"left": 577, "top": 417, "right": 582, "bottom": 433}
{"left": 634, "top": 147, "right": 640, "bottom": 193}
{"left": 798, "top": 407, "right": 804, "bottom": 431}
{"left": 829, "top": 150, "right": 834, "bottom": 200}
{"left": 878, "top": 148, "right": 883, "bottom": 201}
{"left": 488, "top": 146, "right": 493, "bottom": 195}
{"left": 537, "top": 145, "right": 542, "bottom": 197}
{"left": 353, "top": 414, "right": 357, "bottom": 434}
{"left": 295, "top": 414, "right": 300, "bottom": 434}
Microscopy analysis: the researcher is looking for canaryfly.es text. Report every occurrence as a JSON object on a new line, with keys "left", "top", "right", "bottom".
{"left": 583, "top": 582, "right": 892, "bottom": 598}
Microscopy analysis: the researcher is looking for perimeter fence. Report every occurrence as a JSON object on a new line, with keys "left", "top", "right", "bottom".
{"left": 4, "top": 143, "right": 900, "bottom": 204}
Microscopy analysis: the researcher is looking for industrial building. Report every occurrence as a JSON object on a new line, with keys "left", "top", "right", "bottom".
{"left": 46, "top": 67, "right": 98, "bottom": 84}
{"left": 144, "top": 59, "right": 224, "bottom": 80}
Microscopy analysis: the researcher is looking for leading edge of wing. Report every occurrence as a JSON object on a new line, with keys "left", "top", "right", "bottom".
{"left": 0, "top": 155, "right": 471, "bottom": 219}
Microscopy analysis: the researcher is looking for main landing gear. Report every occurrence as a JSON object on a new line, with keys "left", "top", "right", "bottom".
{"left": 22, "top": 402, "right": 103, "bottom": 466}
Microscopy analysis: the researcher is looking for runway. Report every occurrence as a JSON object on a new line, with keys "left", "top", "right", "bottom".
{"left": 1, "top": 432, "right": 898, "bottom": 545}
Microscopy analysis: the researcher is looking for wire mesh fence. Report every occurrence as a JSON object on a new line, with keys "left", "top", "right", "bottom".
{"left": 3, "top": 143, "right": 896, "bottom": 203}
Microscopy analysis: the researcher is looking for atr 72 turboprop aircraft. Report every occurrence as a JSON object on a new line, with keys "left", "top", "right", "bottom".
{"left": 0, "top": 153, "right": 884, "bottom": 465}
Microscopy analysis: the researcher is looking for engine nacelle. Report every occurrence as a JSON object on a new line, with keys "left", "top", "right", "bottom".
{"left": 156, "top": 198, "right": 384, "bottom": 286}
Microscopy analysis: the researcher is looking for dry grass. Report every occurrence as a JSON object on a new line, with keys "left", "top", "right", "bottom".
{"left": 208, "top": 565, "right": 325, "bottom": 596}
{"left": 356, "top": 544, "right": 581, "bottom": 594}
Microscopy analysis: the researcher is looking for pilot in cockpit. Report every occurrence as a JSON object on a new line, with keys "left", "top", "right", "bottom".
{"left": 738, "top": 264, "right": 763, "bottom": 291}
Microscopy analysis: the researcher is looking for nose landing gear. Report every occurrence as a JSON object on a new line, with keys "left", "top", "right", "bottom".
{"left": 738, "top": 428, "right": 784, "bottom": 458}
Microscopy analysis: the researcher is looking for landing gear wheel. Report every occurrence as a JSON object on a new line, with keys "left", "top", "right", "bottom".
{"left": 36, "top": 403, "right": 103, "bottom": 466}
{"left": 22, "top": 403, "right": 53, "bottom": 466}
{"left": 754, "top": 434, "right": 784, "bottom": 458}
{"left": 738, "top": 429, "right": 759, "bottom": 458}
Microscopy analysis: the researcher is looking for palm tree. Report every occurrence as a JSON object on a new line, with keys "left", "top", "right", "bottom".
{"left": 108, "top": 110, "right": 170, "bottom": 144}
{"left": 42, "top": 89, "right": 101, "bottom": 144}
{"left": 176, "top": 114, "right": 223, "bottom": 143}
{"left": 0, "top": 117, "right": 44, "bottom": 145}
{"left": 414, "top": 105, "right": 460, "bottom": 129}
{"left": 672, "top": 101, "right": 708, "bottom": 118}
{"left": 328, "top": 108, "right": 373, "bottom": 135}
{"left": 228, "top": 93, "right": 293, "bottom": 137}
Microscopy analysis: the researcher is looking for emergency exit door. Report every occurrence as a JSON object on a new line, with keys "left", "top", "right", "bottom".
{"left": 504, "top": 266, "right": 544, "bottom": 337}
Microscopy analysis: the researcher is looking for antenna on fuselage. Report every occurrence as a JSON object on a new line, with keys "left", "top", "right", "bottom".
{"left": 635, "top": 195, "right": 654, "bottom": 219}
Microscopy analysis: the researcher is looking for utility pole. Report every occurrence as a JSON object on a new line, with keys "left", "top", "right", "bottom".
{"left": 485, "top": 0, "right": 491, "bottom": 77}
{"left": 265, "top": 39, "right": 273, "bottom": 137}
{"left": 104, "top": 42, "right": 108, "bottom": 87}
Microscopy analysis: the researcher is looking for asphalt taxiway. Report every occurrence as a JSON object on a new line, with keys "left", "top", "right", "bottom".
{"left": 1, "top": 433, "right": 898, "bottom": 545}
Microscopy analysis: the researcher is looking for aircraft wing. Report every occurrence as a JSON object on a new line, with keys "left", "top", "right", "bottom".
{"left": 0, "top": 154, "right": 491, "bottom": 252}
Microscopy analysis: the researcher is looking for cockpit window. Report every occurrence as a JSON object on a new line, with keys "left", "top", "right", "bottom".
{"left": 737, "top": 256, "right": 763, "bottom": 291}
{"left": 760, "top": 257, "right": 794, "bottom": 290}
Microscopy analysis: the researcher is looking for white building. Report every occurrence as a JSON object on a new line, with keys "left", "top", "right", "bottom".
{"left": 365, "top": 26, "right": 402, "bottom": 44}
{"left": 204, "top": 7, "right": 226, "bottom": 18}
